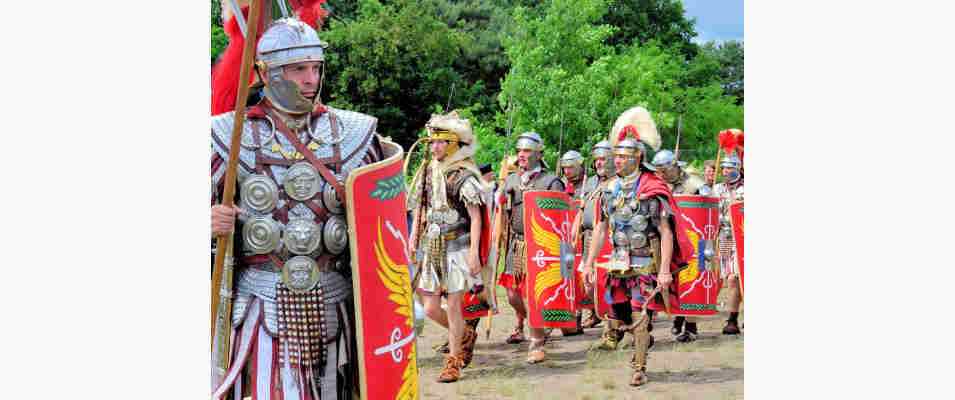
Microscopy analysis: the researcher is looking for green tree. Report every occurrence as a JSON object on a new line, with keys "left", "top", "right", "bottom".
{"left": 322, "top": 0, "right": 482, "bottom": 147}
{"left": 601, "top": 0, "right": 700, "bottom": 59}
{"left": 700, "top": 40, "right": 744, "bottom": 104}
{"left": 481, "top": 0, "right": 741, "bottom": 168}
{"left": 211, "top": 0, "right": 227, "bottom": 64}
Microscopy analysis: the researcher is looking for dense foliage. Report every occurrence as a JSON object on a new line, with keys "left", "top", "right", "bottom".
{"left": 210, "top": 0, "right": 743, "bottom": 171}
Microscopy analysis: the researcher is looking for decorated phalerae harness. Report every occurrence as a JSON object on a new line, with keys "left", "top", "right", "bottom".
{"left": 211, "top": 18, "right": 379, "bottom": 387}
{"left": 602, "top": 108, "right": 664, "bottom": 279}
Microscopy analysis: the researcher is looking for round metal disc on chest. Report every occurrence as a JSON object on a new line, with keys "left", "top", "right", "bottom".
{"left": 630, "top": 214, "right": 648, "bottom": 231}
{"left": 442, "top": 209, "right": 459, "bottom": 225}
{"left": 322, "top": 182, "right": 344, "bottom": 214}
{"left": 613, "top": 230, "right": 629, "bottom": 246}
{"left": 240, "top": 174, "right": 279, "bottom": 213}
{"left": 282, "top": 256, "right": 321, "bottom": 293}
{"left": 283, "top": 217, "right": 324, "bottom": 255}
{"left": 614, "top": 205, "right": 633, "bottom": 222}
{"left": 284, "top": 162, "right": 322, "bottom": 201}
{"left": 323, "top": 215, "right": 349, "bottom": 255}
{"left": 243, "top": 216, "right": 281, "bottom": 254}
{"left": 629, "top": 231, "right": 647, "bottom": 248}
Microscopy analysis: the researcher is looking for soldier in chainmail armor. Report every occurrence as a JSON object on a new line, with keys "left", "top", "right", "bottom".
{"left": 210, "top": 17, "right": 395, "bottom": 400}
{"left": 582, "top": 107, "right": 694, "bottom": 387}
{"left": 406, "top": 111, "right": 487, "bottom": 383}
{"left": 570, "top": 141, "right": 615, "bottom": 330}
{"left": 496, "top": 132, "right": 565, "bottom": 364}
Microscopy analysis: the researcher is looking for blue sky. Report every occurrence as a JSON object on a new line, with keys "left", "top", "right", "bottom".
{"left": 682, "top": 0, "right": 744, "bottom": 43}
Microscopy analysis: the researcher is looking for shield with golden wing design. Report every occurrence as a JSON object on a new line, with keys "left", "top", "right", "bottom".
{"left": 346, "top": 140, "right": 418, "bottom": 400}
{"left": 523, "top": 190, "right": 577, "bottom": 329}
{"left": 672, "top": 195, "right": 722, "bottom": 316}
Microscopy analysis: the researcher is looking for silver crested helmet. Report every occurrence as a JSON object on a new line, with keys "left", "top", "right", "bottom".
{"left": 652, "top": 149, "right": 681, "bottom": 182}
{"left": 559, "top": 150, "right": 584, "bottom": 179}
{"left": 721, "top": 154, "right": 742, "bottom": 183}
{"left": 651, "top": 149, "right": 676, "bottom": 168}
{"left": 721, "top": 154, "right": 741, "bottom": 169}
{"left": 592, "top": 140, "right": 614, "bottom": 177}
{"left": 515, "top": 131, "right": 544, "bottom": 168}
{"left": 613, "top": 137, "right": 647, "bottom": 177}
{"left": 256, "top": 18, "right": 328, "bottom": 114}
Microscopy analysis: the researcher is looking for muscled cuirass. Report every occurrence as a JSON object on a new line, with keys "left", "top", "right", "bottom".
{"left": 211, "top": 106, "right": 380, "bottom": 342}
{"left": 602, "top": 175, "right": 668, "bottom": 277}
{"left": 502, "top": 169, "right": 564, "bottom": 235}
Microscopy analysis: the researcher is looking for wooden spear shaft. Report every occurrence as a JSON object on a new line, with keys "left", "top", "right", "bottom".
{"left": 212, "top": 0, "right": 262, "bottom": 346}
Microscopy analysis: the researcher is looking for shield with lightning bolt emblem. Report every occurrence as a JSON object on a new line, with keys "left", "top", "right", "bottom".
{"left": 672, "top": 195, "right": 723, "bottom": 316}
{"left": 523, "top": 190, "right": 578, "bottom": 329}
{"left": 570, "top": 199, "right": 594, "bottom": 310}
{"left": 730, "top": 200, "right": 744, "bottom": 299}
{"left": 345, "top": 140, "right": 418, "bottom": 400}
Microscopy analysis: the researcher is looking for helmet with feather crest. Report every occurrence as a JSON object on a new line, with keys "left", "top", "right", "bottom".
{"left": 609, "top": 106, "right": 661, "bottom": 176}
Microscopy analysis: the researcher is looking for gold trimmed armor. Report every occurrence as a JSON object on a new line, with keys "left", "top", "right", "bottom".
{"left": 407, "top": 111, "right": 487, "bottom": 295}
{"left": 211, "top": 105, "right": 382, "bottom": 399}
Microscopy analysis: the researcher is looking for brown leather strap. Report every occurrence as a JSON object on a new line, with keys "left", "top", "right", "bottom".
{"left": 302, "top": 199, "right": 328, "bottom": 221}
{"left": 251, "top": 121, "right": 264, "bottom": 173}
{"left": 328, "top": 112, "right": 343, "bottom": 173}
{"left": 270, "top": 111, "right": 347, "bottom": 201}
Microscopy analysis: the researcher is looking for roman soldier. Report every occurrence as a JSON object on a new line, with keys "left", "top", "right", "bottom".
{"left": 652, "top": 150, "right": 705, "bottom": 196}
{"left": 651, "top": 149, "right": 705, "bottom": 342}
{"left": 557, "top": 150, "right": 587, "bottom": 336}
{"left": 582, "top": 107, "right": 694, "bottom": 387}
{"left": 569, "top": 141, "right": 615, "bottom": 329}
{"left": 495, "top": 132, "right": 565, "bottom": 363}
{"left": 715, "top": 153, "right": 744, "bottom": 335}
{"left": 406, "top": 111, "right": 487, "bottom": 382}
{"left": 210, "top": 13, "right": 405, "bottom": 399}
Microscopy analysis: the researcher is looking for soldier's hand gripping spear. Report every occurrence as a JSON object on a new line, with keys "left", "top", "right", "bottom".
{"left": 212, "top": 0, "right": 263, "bottom": 378}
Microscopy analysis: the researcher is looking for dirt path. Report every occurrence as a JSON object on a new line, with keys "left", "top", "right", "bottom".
{"left": 415, "top": 288, "right": 743, "bottom": 399}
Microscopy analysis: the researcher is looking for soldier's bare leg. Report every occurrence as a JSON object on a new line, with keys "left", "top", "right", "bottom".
{"left": 505, "top": 288, "right": 527, "bottom": 343}
{"left": 438, "top": 291, "right": 467, "bottom": 382}
{"left": 526, "top": 327, "right": 548, "bottom": 364}
{"left": 445, "top": 292, "right": 465, "bottom": 357}
{"left": 722, "top": 275, "right": 742, "bottom": 334}
{"left": 629, "top": 310, "right": 651, "bottom": 386}
{"left": 421, "top": 293, "right": 449, "bottom": 329}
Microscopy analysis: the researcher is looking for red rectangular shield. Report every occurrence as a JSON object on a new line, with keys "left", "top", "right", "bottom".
{"left": 591, "top": 196, "right": 613, "bottom": 319}
{"left": 672, "top": 195, "right": 723, "bottom": 316}
{"left": 345, "top": 141, "right": 418, "bottom": 400}
{"left": 523, "top": 190, "right": 577, "bottom": 329}
{"left": 730, "top": 201, "right": 744, "bottom": 298}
